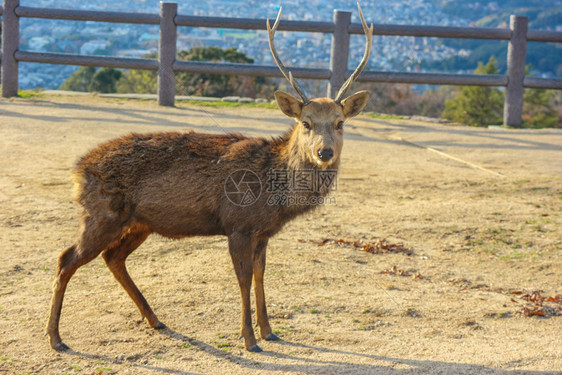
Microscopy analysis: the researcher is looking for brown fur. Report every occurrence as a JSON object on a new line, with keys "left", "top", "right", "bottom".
{"left": 46, "top": 91, "right": 370, "bottom": 353}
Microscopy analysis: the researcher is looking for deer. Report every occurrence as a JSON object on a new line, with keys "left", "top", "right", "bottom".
{"left": 46, "top": 4, "right": 373, "bottom": 353}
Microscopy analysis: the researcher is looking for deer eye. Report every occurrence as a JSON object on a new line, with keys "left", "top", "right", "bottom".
{"left": 302, "top": 121, "right": 311, "bottom": 130}
{"left": 336, "top": 121, "right": 344, "bottom": 130}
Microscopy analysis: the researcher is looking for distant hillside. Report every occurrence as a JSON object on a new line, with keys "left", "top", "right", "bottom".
{"left": 474, "top": 6, "right": 562, "bottom": 29}
{"left": 437, "top": 0, "right": 561, "bottom": 26}
{"left": 425, "top": 0, "right": 562, "bottom": 77}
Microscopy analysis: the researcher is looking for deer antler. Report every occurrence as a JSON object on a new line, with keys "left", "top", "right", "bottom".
{"left": 267, "top": 7, "right": 309, "bottom": 103}
{"left": 334, "top": 3, "right": 373, "bottom": 103}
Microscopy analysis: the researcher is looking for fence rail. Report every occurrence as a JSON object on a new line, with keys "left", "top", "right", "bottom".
{"left": 1, "top": 0, "right": 562, "bottom": 126}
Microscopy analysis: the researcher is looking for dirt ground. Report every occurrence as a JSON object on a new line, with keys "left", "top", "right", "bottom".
{"left": 0, "top": 94, "right": 560, "bottom": 374}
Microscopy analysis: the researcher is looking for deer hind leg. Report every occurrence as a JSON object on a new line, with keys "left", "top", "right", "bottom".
{"left": 228, "top": 232, "right": 261, "bottom": 352}
{"left": 46, "top": 212, "right": 124, "bottom": 351}
{"left": 101, "top": 226, "right": 164, "bottom": 329}
{"left": 253, "top": 238, "right": 278, "bottom": 341}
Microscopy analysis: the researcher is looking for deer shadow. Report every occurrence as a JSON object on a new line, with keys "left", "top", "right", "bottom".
{"left": 64, "top": 347, "right": 200, "bottom": 375}
{"left": 355, "top": 117, "right": 561, "bottom": 152}
{"left": 3, "top": 97, "right": 558, "bottom": 152}
{"left": 60, "top": 324, "right": 555, "bottom": 374}
{"left": 157, "top": 327, "right": 555, "bottom": 375}
{"left": 1, "top": 97, "right": 400, "bottom": 145}
{"left": 0, "top": 98, "right": 288, "bottom": 131}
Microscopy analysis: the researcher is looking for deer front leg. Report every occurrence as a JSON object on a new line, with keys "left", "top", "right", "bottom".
{"left": 253, "top": 238, "right": 278, "bottom": 341}
{"left": 228, "top": 232, "right": 261, "bottom": 352}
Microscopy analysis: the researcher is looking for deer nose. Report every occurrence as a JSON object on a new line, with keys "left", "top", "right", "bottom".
{"left": 317, "top": 148, "right": 334, "bottom": 162}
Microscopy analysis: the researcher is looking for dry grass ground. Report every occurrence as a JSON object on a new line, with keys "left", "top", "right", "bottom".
{"left": 0, "top": 94, "right": 560, "bottom": 374}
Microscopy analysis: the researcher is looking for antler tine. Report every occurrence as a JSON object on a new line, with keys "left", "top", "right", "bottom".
{"left": 267, "top": 8, "right": 309, "bottom": 103}
{"left": 334, "top": 3, "right": 373, "bottom": 103}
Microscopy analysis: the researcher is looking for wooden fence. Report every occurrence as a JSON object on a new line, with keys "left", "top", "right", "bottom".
{"left": 1, "top": 0, "right": 562, "bottom": 126}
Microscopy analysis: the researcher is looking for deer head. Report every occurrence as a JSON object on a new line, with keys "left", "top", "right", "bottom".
{"left": 268, "top": 4, "right": 372, "bottom": 168}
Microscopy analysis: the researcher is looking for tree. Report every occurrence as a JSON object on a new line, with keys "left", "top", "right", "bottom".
{"left": 521, "top": 65, "right": 559, "bottom": 128}
{"left": 59, "top": 66, "right": 122, "bottom": 93}
{"left": 354, "top": 81, "right": 456, "bottom": 118}
{"left": 522, "top": 88, "right": 559, "bottom": 128}
{"left": 115, "top": 68, "right": 157, "bottom": 94}
{"left": 175, "top": 47, "right": 274, "bottom": 98}
{"left": 442, "top": 56, "right": 504, "bottom": 126}
{"left": 59, "top": 66, "right": 96, "bottom": 92}
{"left": 116, "top": 52, "right": 158, "bottom": 94}
{"left": 90, "top": 68, "right": 122, "bottom": 93}
{"left": 116, "top": 47, "right": 275, "bottom": 98}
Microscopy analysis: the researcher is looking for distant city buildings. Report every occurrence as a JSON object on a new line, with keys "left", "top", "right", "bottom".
{"left": 12, "top": 0, "right": 497, "bottom": 90}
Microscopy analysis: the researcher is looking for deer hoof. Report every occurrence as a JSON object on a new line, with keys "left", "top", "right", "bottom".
{"left": 265, "top": 333, "right": 280, "bottom": 341}
{"left": 154, "top": 322, "right": 167, "bottom": 330}
{"left": 54, "top": 342, "right": 70, "bottom": 352}
{"left": 248, "top": 344, "right": 263, "bottom": 353}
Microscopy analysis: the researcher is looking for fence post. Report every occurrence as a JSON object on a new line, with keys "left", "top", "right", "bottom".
{"left": 503, "top": 15, "right": 528, "bottom": 127}
{"left": 2, "top": 0, "right": 20, "bottom": 97}
{"left": 327, "top": 10, "right": 351, "bottom": 98}
{"left": 158, "top": 2, "right": 177, "bottom": 106}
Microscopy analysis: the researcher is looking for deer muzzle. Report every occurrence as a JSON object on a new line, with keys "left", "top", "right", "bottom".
{"left": 317, "top": 148, "right": 334, "bottom": 162}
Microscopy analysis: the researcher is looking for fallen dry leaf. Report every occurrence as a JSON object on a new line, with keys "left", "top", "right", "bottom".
{"left": 523, "top": 307, "right": 545, "bottom": 317}
{"left": 308, "top": 238, "right": 413, "bottom": 255}
{"left": 511, "top": 290, "right": 562, "bottom": 318}
{"left": 380, "top": 265, "right": 426, "bottom": 279}
{"left": 546, "top": 296, "right": 562, "bottom": 303}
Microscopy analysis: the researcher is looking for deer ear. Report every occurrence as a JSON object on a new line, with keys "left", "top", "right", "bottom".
{"left": 341, "top": 90, "right": 370, "bottom": 119}
{"left": 274, "top": 91, "right": 303, "bottom": 118}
